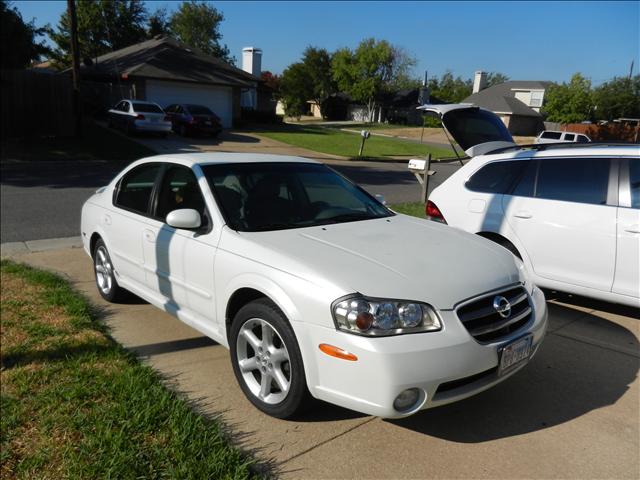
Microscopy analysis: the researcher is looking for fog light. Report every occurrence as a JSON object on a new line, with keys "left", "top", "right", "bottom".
{"left": 393, "top": 388, "right": 421, "bottom": 413}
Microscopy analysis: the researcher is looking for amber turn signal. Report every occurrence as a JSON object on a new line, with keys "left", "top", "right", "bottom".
{"left": 319, "top": 343, "right": 358, "bottom": 361}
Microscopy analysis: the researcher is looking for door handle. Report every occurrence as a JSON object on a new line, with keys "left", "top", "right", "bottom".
{"left": 513, "top": 211, "right": 533, "bottom": 219}
{"left": 143, "top": 229, "right": 156, "bottom": 243}
{"left": 624, "top": 224, "right": 640, "bottom": 234}
{"left": 102, "top": 214, "right": 111, "bottom": 225}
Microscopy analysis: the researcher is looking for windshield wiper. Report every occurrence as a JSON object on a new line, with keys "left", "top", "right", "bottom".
{"left": 250, "top": 223, "right": 297, "bottom": 232}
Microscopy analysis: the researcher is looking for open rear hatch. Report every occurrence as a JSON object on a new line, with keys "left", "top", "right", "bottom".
{"left": 417, "top": 104, "right": 515, "bottom": 156}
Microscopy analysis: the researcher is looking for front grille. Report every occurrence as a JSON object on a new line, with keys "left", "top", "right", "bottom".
{"left": 456, "top": 285, "right": 532, "bottom": 343}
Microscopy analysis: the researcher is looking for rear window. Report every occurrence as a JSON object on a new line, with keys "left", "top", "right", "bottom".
{"left": 441, "top": 108, "right": 513, "bottom": 151}
{"left": 541, "top": 131, "right": 562, "bottom": 140}
{"left": 466, "top": 160, "right": 529, "bottom": 194}
{"left": 535, "top": 158, "right": 610, "bottom": 205}
{"left": 186, "top": 105, "right": 214, "bottom": 115}
{"left": 132, "top": 103, "right": 163, "bottom": 113}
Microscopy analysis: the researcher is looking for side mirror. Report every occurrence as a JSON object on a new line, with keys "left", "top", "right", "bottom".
{"left": 166, "top": 209, "right": 201, "bottom": 229}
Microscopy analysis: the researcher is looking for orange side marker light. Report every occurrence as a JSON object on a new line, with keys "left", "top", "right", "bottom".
{"left": 319, "top": 343, "right": 358, "bottom": 361}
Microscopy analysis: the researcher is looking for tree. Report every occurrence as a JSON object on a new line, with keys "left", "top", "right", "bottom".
{"left": 0, "top": 0, "right": 50, "bottom": 68}
{"left": 486, "top": 72, "right": 509, "bottom": 88}
{"left": 147, "top": 7, "right": 169, "bottom": 38}
{"left": 542, "top": 73, "right": 593, "bottom": 123}
{"left": 300, "top": 47, "right": 335, "bottom": 117}
{"left": 280, "top": 62, "right": 309, "bottom": 118}
{"left": 427, "top": 71, "right": 472, "bottom": 103}
{"left": 48, "top": 0, "right": 147, "bottom": 68}
{"left": 332, "top": 38, "right": 415, "bottom": 121}
{"left": 261, "top": 71, "right": 281, "bottom": 97}
{"left": 593, "top": 75, "right": 640, "bottom": 121}
{"left": 168, "top": 1, "right": 233, "bottom": 63}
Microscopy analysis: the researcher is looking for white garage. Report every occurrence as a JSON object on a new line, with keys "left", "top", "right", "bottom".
{"left": 146, "top": 80, "right": 234, "bottom": 128}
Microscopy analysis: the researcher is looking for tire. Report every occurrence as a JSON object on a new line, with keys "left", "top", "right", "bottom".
{"left": 93, "top": 239, "right": 127, "bottom": 302}
{"left": 229, "top": 299, "right": 311, "bottom": 419}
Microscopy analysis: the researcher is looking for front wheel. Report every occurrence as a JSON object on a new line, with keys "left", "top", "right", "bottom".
{"left": 229, "top": 299, "right": 310, "bottom": 418}
{"left": 93, "top": 239, "right": 126, "bottom": 302}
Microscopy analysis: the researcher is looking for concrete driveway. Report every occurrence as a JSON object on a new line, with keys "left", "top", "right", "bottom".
{"left": 5, "top": 245, "right": 639, "bottom": 479}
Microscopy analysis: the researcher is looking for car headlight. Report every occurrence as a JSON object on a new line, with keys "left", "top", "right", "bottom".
{"left": 331, "top": 295, "right": 442, "bottom": 336}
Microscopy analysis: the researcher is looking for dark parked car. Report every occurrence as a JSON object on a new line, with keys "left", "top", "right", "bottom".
{"left": 164, "top": 104, "right": 223, "bottom": 137}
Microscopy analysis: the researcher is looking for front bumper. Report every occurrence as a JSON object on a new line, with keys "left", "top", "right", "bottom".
{"left": 304, "top": 285, "right": 548, "bottom": 418}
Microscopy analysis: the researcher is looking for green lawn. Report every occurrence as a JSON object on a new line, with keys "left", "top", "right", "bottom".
{"left": 1, "top": 119, "right": 155, "bottom": 163}
{"left": 390, "top": 202, "right": 426, "bottom": 218}
{"left": 0, "top": 260, "right": 260, "bottom": 479}
{"left": 255, "top": 125, "right": 452, "bottom": 160}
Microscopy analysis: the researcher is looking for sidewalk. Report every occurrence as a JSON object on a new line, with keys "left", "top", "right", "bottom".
{"left": 2, "top": 244, "right": 639, "bottom": 479}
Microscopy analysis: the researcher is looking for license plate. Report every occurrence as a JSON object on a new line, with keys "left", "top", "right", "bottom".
{"left": 499, "top": 334, "right": 533, "bottom": 375}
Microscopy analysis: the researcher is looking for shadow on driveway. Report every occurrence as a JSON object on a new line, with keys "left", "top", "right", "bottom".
{"left": 389, "top": 303, "right": 638, "bottom": 442}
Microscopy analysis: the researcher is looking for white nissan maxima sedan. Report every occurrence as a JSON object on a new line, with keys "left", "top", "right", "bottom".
{"left": 81, "top": 153, "right": 547, "bottom": 419}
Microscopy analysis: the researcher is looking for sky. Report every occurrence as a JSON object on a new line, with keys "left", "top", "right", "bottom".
{"left": 13, "top": 0, "right": 640, "bottom": 85}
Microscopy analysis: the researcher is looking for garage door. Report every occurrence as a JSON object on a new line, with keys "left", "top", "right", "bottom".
{"left": 146, "top": 80, "right": 233, "bottom": 128}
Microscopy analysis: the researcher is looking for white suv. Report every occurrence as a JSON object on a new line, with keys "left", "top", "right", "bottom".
{"left": 420, "top": 104, "right": 639, "bottom": 308}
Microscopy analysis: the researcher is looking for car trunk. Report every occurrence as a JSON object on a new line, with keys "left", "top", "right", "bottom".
{"left": 417, "top": 104, "right": 516, "bottom": 156}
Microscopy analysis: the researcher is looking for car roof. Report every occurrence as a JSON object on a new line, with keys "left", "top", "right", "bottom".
{"left": 133, "top": 152, "right": 322, "bottom": 168}
{"left": 481, "top": 143, "right": 639, "bottom": 160}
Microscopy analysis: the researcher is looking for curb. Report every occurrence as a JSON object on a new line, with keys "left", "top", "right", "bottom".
{"left": 1, "top": 236, "right": 83, "bottom": 257}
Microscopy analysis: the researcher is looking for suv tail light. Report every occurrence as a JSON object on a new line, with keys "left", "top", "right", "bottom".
{"left": 426, "top": 200, "right": 447, "bottom": 224}
{"left": 136, "top": 114, "right": 145, "bottom": 120}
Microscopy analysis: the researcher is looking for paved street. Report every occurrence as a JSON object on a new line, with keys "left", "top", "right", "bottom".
{"left": 3, "top": 245, "right": 638, "bottom": 479}
{"left": 1, "top": 130, "right": 461, "bottom": 243}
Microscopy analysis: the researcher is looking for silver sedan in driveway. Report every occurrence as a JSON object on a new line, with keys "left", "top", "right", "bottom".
{"left": 107, "top": 99, "right": 172, "bottom": 137}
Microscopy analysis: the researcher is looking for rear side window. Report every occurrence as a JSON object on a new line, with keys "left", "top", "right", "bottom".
{"left": 563, "top": 133, "right": 575, "bottom": 141}
{"left": 535, "top": 158, "right": 610, "bottom": 205}
{"left": 629, "top": 160, "right": 640, "bottom": 209}
{"left": 115, "top": 164, "right": 161, "bottom": 214}
{"left": 541, "top": 131, "right": 562, "bottom": 140}
{"left": 466, "top": 161, "right": 528, "bottom": 194}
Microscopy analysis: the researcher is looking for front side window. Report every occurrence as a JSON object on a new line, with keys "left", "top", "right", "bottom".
{"left": 203, "top": 162, "right": 392, "bottom": 231}
{"left": 115, "top": 164, "right": 161, "bottom": 214}
{"left": 541, "top": 131, "right": 562, "bottom": 140}
{"left": 535, "top": 158, "right": 610, "bottom": 205}
{"left": 465, "top": 160, "right": 529, "bottom": 194}
{"left": 155, "top": 166, "right": 207, "bottom": 223}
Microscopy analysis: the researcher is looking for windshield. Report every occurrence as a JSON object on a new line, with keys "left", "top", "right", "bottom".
{"left": 133, "top": 103, "right": 163, "bottom": 113}
{"left": 202, "top": 162, "right": 393, "bottom": 232}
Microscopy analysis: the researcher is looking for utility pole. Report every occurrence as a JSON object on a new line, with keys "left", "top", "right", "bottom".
{"left": 629, "top": 59, "right": 634, "bottom": 80}
{"left": 68, "top": 0, "right": 82, "bottom": 137}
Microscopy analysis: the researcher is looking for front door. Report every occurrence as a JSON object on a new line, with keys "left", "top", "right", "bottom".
{"left": 143, "top": 164, "right": 217, "bottom": 319}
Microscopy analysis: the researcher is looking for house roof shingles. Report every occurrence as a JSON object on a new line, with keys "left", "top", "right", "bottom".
{"left": 463, "top": 80, "right": 554, "bottom": 118}
{"left": 80, "top": 36, "right": 258, "bottom": 88}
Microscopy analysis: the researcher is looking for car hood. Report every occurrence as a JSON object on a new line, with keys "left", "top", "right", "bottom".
{"left": 221, "top": 215, "right": 522, "bottom": 310}
{"left": 417, "top": 104, "right": 515, "bottom": 156}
